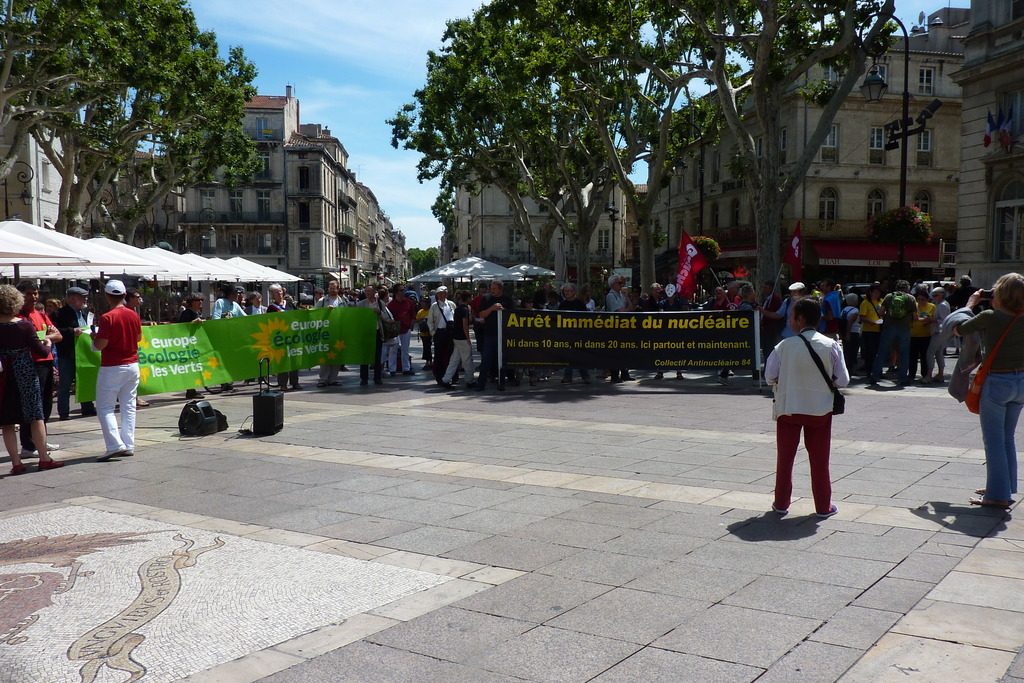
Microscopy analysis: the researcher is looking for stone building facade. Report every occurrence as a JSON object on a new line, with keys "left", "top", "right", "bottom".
{"left": 951, "top": 0, "right": 1024, "bottom": 286}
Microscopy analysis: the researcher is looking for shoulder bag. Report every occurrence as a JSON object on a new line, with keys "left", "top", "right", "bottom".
{"left": 965, "top": 312, "right": 1022, "bottom": 414}
{"left": 797, "top": 332, "right": 845, "bottom": 415}
{"left": 379, "top": 301, "right": 400, "bottom": 340}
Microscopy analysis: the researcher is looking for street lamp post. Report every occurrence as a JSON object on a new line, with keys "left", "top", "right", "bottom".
{"left": 606, "top": 201, "right": 620, "bottom": 267}
{"left": 2, "top": 161, "right": 34, "bottom": 220}
{"left": 860, "top": 14, "right": 943, "bottom": 281}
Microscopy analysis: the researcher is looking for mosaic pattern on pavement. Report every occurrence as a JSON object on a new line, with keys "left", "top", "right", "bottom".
{"left": 0, "top": 506, "right": 451, "bottom": 683}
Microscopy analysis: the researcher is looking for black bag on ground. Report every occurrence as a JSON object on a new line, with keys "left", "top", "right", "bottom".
{"left": 178, "top": 400, "right": 227, "bottom": 436}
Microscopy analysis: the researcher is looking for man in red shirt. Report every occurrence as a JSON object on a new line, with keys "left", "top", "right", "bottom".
{"left": 92, "top": 280, "right": 143, "bottom": 461}
{"left": 387, "top": 285, "right": 417, "bottom": 375}
{"left": 15, "top": 281, "right": 62, "bottom": 456}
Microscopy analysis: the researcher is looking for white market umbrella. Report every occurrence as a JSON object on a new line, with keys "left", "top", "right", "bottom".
{"left": 408, "top": 263, "right": 445, "bottom": 283}
{"left": 433, "top": 256, "right": 522, "bottom": 281}
{"left": 510, "top": 263, "right": 555, "bottom": 277}
{"left": 174, "top": 253, "right": 247, "bottom": 280}
{"left": 0, "top": 231, "right": 86, "bottom": 265}
{"left": 83, "top": 238, "right": 215, "bottom": 280}
{"left": 223, "top": 256, "right": 301, "bottom": 283}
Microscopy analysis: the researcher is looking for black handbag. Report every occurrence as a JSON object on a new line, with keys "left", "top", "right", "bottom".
{"left": 798, "top": 333, "right": 845, "bottom": 415}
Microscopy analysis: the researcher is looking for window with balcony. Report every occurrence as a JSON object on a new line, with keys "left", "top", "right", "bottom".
{"left": 507, "top": 228, "right": 522, "bottom": 254}
{"left": 869, "top": 127, "right": 885, "bottom": 164}
{"left": 918, "top": 67, "right": 934, "bottom": 95}
{"left": 819, "top": 188, "right": 838, "bottom": 221}
{"left": 995, "top": 181, "right": 1024, "bottom": 261}
{"left": 867, "top": 189, "right": 885, "bottom": 220}
{"left": 229, "top": 233, "right": 244, "bottom": 254}
{"left": 257, "top": 151, "right": 271, "bottom": 179}
{"left": 916, "top": 130, "right": 933, "bottom": 167}
{"left": 597, "top": 228, "right": 610, "bottom": 252}
{"left": 229, "top": 190, "right": 243, "bottom": 217}
{"left": 298, "top": 237, "right": 311, "bottom": 263}
{"left": 821, "top": 125, "right": 838, "bottom": 163}
{"left": 914, "top": 190, "right": 932, "bottom": 214}
{"left": 257, "top": 233, "right": 273, "bottom": 255}
{"left": 711, "top": 150, "right": 721, "bottom": 183}
{"left": 256, "top": 117, "right": 273, "bottom": 139}
{"left": 1002, "top": 91, "right": 1022, "bottom": 137}
{"left": 200, "top": 189, "right": 215, "bottom": 209}
{"left": 256, "top": 190, "right": 271, "bottom": 220}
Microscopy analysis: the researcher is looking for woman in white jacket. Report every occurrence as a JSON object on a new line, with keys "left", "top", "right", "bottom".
{"left": 765, "top": 296, "right": 850, "bottom": 518}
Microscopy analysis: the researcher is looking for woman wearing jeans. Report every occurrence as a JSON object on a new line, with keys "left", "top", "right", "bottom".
{"left": 957, "top": 273, "right": 1024, "bottom": 509}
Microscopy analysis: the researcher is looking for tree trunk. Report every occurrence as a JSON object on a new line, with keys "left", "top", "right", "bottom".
{"left": 637, "top": 222, "right": 655, "bottom": 289}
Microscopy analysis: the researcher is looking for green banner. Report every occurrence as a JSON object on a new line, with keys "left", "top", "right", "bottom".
{"left": 76, "top": 307, "right": 376, "bottom": 401}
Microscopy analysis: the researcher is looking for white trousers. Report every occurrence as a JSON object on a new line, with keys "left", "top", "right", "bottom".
{"left": 443, "top": 338, "right": 475, "bottom": 384}
{"left": 386, "top": 331, "right": 413, "bottom": 372}
{"left": 96, "top": 363, "right": 139, "bottom": 456}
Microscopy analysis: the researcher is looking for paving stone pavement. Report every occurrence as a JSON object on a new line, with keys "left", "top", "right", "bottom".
{"left": 2, "top": 368, "right": 1024, "bottom": 682}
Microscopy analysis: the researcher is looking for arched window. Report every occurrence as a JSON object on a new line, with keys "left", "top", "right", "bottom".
{"left": 914, "top": 190, "right": 932, "bottom": 215}
{"left": 818, "top": 188, "right": 838, "bottom": 221}
{"left": 995, "top": 180, "right": 1024, "bottom": 262}
{"left": 867, "top": 189, "right": 885, "bottom": 220}
{"left": 731, "top": 199, "right": 741, "bottom": 226}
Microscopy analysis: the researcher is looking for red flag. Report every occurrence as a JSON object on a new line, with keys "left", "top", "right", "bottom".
{"left": 783, "top": 222, "right": 802, "bottom": 281}
{"left": 984, "top": 110, "right": 995, "bottom": 148}
{"left": 1000, "top": 105, "right": 1014, "bottom": 149}
{"left": 676, "top": 229, "right": 708, "bottom": 300}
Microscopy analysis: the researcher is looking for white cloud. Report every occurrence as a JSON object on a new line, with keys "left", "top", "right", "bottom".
{"left": 194, "top": 0, "right": 482, "bottom": 82}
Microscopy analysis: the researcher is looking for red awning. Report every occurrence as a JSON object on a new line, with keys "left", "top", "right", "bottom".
{"left": 813, "top": 240, "right": 939, "bottom": 268}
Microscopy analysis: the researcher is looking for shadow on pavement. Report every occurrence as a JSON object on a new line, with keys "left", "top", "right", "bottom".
{"left": 726, "top": 512, "right": 823, "bottom": 542}
{"left": 912, "top": 501, "right": 1010, "bottom": 536}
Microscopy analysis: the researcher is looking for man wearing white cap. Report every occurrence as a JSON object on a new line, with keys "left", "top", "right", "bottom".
{"left": 92, "top": 280, "right": 142, "bottom": 461}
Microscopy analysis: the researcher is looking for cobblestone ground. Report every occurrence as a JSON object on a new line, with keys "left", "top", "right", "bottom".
{"left": 2, "top": 368, "right": 1023, "bottom": 682}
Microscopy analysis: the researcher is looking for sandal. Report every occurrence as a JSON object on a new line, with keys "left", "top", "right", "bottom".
{"left": 969, "top": 497, "right": 1013, "bottom": 509}
{"left": 136, "top": 399, "right": 150, "bottom": 407}
{"left": 975, "top": 488, "right": 987, "bottom": 495}
{"left": 316, "top": 382, "right": 328, "bottom": 388}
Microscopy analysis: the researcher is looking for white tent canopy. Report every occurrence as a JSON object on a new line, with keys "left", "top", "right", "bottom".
{"left": 0, "top": 231, "right": 86, "bottom": 267}
{"left": 0, "top": 221, "right": 161, "bottom": 274}
{"left": 432, "top": 256, "right": 522, "bottom": 281}
{"left": 510, "top": 263, "right": 555, "bottom": 277}
{"left": 223, "top": 256, "right": 302, "bottom": 283}
{"left": 83, "top": 238, "right": 220, "bottom": 280}
{"left": 407, "top": 263, "right": 446, "bottom": 283}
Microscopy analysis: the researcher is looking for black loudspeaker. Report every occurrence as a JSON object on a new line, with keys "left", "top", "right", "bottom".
{"left": 178, "top": 400, "right": 221, "bottom": 436}
{"left": 252, "top": 392, "right": 284, "bottom": 435}
{"left": 252, "top": 357, "right": 284, "bottom": 435}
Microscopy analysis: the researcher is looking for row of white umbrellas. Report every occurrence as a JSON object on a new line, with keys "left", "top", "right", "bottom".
{"left": 408, "top": 256, "right": 554, "bottom": 283}
{"left": 0, "top": 220, "right": 299, "bottom": 283}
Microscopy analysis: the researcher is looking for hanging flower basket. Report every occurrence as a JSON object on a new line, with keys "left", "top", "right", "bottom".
{"left": 691, "top": 235, "right": 721, "bottom": 261}
{"left": 865, "top": 205, "right": 934, "bottom": 243}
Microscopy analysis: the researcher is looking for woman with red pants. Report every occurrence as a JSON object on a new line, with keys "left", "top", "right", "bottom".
{"left": 765, "top": 296, "right": 850, "bottom": 518}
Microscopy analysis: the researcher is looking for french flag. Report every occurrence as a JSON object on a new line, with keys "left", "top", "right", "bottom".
{"left": 1000, "top": 105, "right": 1014, "bottom": 149}
{"left": 984, "top": 110, "right": 995, "bottom": 147}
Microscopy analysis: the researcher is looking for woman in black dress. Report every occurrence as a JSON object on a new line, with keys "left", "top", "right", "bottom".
{"left": 0, "top": 284, "right": 65, "bottom": 474}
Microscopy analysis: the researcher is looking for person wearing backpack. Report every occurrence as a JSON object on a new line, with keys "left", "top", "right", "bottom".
{"left": 869, "top": 279, "right": 917, "bottom": 387}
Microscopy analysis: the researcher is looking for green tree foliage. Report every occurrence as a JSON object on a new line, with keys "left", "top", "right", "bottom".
{"left": 670, "top": 0, "right": 897, "bottom": 282}
{"left": 3, "top": 0, "right": 257, "bottom": 239}
{"left": 389, "top": 5, "right": 616, "bottom": 280}
{"left": 407, "top": 247, "right": 439, "bottom": 274}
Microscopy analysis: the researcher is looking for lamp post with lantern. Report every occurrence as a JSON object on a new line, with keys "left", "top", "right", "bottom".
{"left": 859, "top": 13, "right": 943, "bottom": 280}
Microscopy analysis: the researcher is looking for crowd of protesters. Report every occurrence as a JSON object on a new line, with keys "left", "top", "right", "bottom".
{"left": 3, "top": 269, "right": 1021, "bottom": 521}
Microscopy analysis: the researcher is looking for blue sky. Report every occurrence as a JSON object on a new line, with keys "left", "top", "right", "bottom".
{"left": 189, "top": 0, "right": 954, "bottom": 251}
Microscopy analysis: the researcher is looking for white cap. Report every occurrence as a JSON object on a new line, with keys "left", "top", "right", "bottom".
{"left": 105, "top": 280, "right": 126, "bottom": 296}
{"left": 788, "top": 282, "right": 806, "bottom": 292}
{"left": 436, "top": 285, "right": 448, "bottom": 293}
